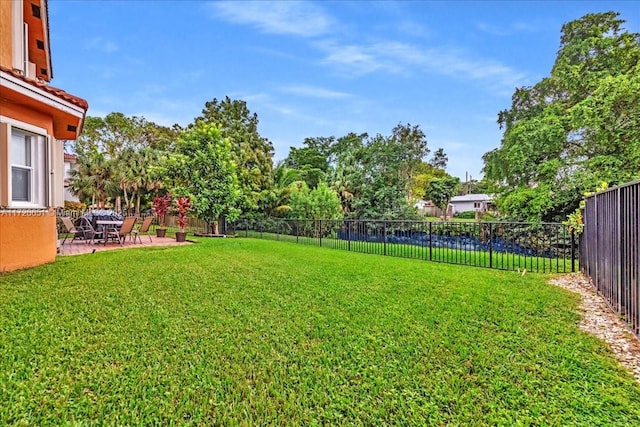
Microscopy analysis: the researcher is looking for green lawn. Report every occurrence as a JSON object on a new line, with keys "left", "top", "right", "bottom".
{"left": 245, "top": 231, "right": 575, "bottom": 273}
{"left": 1, "top": 239, "right": 638, "bottom": 425}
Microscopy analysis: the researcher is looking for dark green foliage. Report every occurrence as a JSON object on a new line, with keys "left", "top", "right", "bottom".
{"left": 196, "top": 97, "right": 274, "bottom": 213}
{"left": 330, "top": 125, "right": 430, "bottom": 220}
{"left": 287, "top": 181, "right": 343, "bottom": 220}
{"left": 69, "top": 113, "right": 176, "bottom": 212}
{"left": 483, "top": 12, "right": 640, "bottom": 222}
{"left": 153, "top": 122, "right": 242, "bottom": 233}
{"left": 285, "top": 137, "right": 334, "bottom": 189}
{"left": 425, "top": 176, "right": 460, "bottom": 219}
{"left": 456, "top": 210, "right": 477, "bottom": 219}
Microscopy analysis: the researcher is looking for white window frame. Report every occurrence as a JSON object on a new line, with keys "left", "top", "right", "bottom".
{"left": 1, "top": 117, "right": 48, "bottom": 209}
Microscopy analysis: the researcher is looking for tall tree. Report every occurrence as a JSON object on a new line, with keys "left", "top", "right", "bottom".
{"left": 195, "top": 97, "right": 274, "bottom": 213}
{"left": 284, "top": 137, "right": 334, "bottom": 189}
{"left": 267, "top": 162, "right": 302, "bottom": 216}
{"left": 153, "top": 122, "right": 242, "bottom": 234}
{"left": 483, "top": 12, "right": 640, "bottom": 222}
{"left": 390, "top": 123, "right": 430, "bottom": 200}
{"left": 424, "top": 176, "right": 460, "bottom": 220}
{"left": 71, "top": 112, "right": 176, "bottom": 210}
{"left": 68, "top": 152, "right": 118, "bottom": 208}
{"left": 75, "top": 113, "right": 176, "bottom": 157}
{"left": 429, "top": 148, "right": 448, "bottom": 170}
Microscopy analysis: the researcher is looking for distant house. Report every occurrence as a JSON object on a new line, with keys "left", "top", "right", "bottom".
{"left": 64, "top": 152, "right": 79, "bottom": 202}
{"left": 450, "top": 194, "right": 494, "bottom": 215}
{"left": 0, "top": 0, "right": 88, "bottom": 271}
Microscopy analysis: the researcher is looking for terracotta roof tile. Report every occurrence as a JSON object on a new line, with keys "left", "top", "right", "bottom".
{"left": 64, "top": 153, "right": 77, "bottom": 161}
{"left": 0, "top": 65, "right": 88, "bottom": 110}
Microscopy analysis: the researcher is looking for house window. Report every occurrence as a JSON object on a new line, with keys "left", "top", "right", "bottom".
{"left": 9, "top": 127, "right": 45, "bottom": 207}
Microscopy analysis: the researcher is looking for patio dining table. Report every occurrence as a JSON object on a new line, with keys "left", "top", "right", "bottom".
{"left": 96, "top": 220, "right": 124, "bottom": 244}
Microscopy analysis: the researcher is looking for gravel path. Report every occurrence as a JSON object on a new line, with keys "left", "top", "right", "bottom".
{"left": 550, "top": 273, "right": 640, "bottom": 381}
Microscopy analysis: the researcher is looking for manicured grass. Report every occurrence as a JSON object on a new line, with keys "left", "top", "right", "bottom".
{"left": 1, "top": 239, "right": 639, "bottom": 425}
{"left": 246, "top": 231, "right": 576, "bottom": 273}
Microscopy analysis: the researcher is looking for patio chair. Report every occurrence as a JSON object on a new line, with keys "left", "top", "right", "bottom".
{"left": 131, "top": 216, "right": 154, "bottom": 244}
{"left": 104, "top": 216, "right": 137, "bottom": 246}
{"left": 60, "top": 217, "right": 96, "bottom": 245}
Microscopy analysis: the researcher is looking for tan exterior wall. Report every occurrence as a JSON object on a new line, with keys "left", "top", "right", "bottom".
{"left": 0, "top": 1, "right": 13, "bottom": 68}
{"left": 1, "top": 91, "right": 59, "bottom": 272}
{"left": 0, "top": 209, "right": 57, "bottom": 272}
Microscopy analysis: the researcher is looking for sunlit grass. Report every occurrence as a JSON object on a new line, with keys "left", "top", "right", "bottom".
{"left": 0, "top": 238, "right": 637, "bottom": 425}
{"left": 244, "top": 230, "right": 576, "bottom": 273}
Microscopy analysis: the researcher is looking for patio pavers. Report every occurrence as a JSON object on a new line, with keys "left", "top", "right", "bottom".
{"left": 58, "top": 236, "right": 192, "bottom": 256}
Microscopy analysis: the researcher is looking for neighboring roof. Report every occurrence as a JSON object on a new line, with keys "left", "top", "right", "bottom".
{"left": 64, "top": 153, "right": 77, "bottom": 161}
{"left": 0, "top": 65, "right": 89, "bottom": 110}
{"left": 450, "top": 194, "right": 493, "bottom": 203}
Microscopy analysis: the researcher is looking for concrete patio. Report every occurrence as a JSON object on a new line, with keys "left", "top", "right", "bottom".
{"left": 58, "top": 236, "right": 192, "bottom": 256}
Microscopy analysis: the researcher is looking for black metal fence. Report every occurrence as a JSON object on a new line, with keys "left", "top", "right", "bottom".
{"left": 231, "top": 218, "right": 577, "bottom": 273}
{"left": 580, "top": 180, "right": 640, "bottom": 336}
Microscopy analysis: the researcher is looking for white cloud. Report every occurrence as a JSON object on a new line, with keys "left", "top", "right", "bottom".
{"left": 85, "top": 37, "right": 119, "bottom": 53}
{"left": 279, "top": 84, "right": 351, "bottom": 99}
{"left": 209, "top": 1, "right": 333, "bottom": 37}
{"left": 316, "top": 40, "right": 395, "bottom": 75}
{"left": 317, "top": 40, "right": 527, "bottom": 94}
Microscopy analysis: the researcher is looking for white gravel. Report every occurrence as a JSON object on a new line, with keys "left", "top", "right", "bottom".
{"left": 549, "top": 273, "right": 640, "bottom": 381}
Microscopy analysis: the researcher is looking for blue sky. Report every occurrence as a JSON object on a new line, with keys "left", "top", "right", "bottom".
{"left": 48, "top": 1, "right": 639, "bottom": 180}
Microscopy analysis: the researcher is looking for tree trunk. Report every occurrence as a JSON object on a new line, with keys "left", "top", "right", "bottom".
{"left": 123, "top": 188, "right": 130, "bottom": 211}
{"left": 136, "top": 194, "right": 141, "bottom": 216}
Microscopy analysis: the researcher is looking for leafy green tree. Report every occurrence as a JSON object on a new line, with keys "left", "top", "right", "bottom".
{"left": 75, "top": 113, "right": 176, "bottom": 156}
{"left": 390, "top": 123, "right": 430, "bottom": 201}
{"left": 309, "top": 182, "right": 343, "bottom": 220}
{"left": 424, "top": 176, "right": 460, "bottom": 220}
{"left": 409, "top": 162, "right": 447, "bottom": 201}
{"left": 195, "top": 97, "right": 274, "bottom": 213}
{"left": 153, "top": 122, "right": 242, "bottom": 234}
{"left": 326, "top": 126, "right": 431, "bottom": 219}
{"left": 71, "top": 112, "right": 176, "bottom": 210}
{"left": 288, "top": 182, "right": 313, "bottom": 219}
{"left": 429, "top": 148, "right": 448, "bottom": 169}
{"left": 483, "top": 12, "right": 640, "bottom": 222}
{"left": 287, "top": 181, "right": 343, "bottom": 220}
{"left": 350, "top": 133, "right": 420, "bottom": 220}
{"left": 285, "top": 147, "right": 328, "bottom": 189}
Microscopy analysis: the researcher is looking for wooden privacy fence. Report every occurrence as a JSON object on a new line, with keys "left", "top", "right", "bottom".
{"left": 580, "top": 180, "right": 640, "bottom": 337}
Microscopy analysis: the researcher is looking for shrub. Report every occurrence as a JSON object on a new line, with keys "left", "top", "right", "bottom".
{"left": 456, "top": 210, "right": 477, "bottom": 219}
{"left": 64, "top": 200, "right": 86, "bottom": 211}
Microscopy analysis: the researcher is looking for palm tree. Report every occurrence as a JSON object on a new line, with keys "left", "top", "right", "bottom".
{"left": 69, "top": 152, "right": 118, "bottom": 208}
{"left": 269, "top": 162, "right": 301, "bottom": 216}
